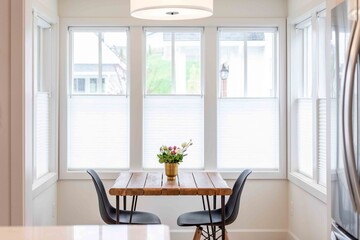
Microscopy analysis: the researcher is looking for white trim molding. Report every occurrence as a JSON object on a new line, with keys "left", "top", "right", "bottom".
{"left": 288, "top": 172, "right": 326, "bottom": 203}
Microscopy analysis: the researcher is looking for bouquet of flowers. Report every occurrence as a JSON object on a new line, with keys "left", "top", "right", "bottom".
{"left": 157, "top": 139, "right": 193, "bottom": 164}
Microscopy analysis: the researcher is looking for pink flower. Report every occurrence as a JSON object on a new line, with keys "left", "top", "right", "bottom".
{"left": 168, "top": 146, "right": 173, "bottom": 150}
{"left": 173, "top": 146, "right": 177, "bottom": 150}
{"left": 171, "top": 150, "right": 176, "bottom": 155}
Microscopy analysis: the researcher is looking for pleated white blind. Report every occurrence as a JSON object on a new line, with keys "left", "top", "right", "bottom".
{"left": 143, "top": 96, "right": 204, "bottom": 169}
{"left": 330, "top": 99, "right": 337, "bottom": 172}
{"left": 295, "top": 99, "right": 313, "bottom": 177}
{"left": 317, "top": 98, "right": 326, "bottom": 186}
{"left": 217, "top": 98, "right": 279, "bottom": 169}
{"left": 35, "top": 93, "right": 50, "bottom": 178}
{"left": 68, "top": 96, "right": 129, "bottom": 169}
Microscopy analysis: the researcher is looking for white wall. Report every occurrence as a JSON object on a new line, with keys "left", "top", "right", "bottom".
{"left": 288, "top": 184, "right": 327, "bottom": 240}
{"left": 288, "top": 0, "right": 325, "bottom": 18}
{"left": 33, "top": 184, "right": 57, "bottom": 225}
{"left": 57, "top": 2, "right": 288, "bottom": 238}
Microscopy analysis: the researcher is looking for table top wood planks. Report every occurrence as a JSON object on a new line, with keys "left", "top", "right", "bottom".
{"left": 109, "top": 172, "right": 232, "bottom": 196}
{"left": 109, "top": 171, "right": 232, "bottom": 240}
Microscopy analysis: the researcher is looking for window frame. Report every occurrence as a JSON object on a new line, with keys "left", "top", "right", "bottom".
{"left": 59, "top": 18, "right": 286, "bottom": 180}
{"left": 65, "top": 26, "right": 130, "bottom": 172}
{"left": 32, "top": 11, "right": 58, "bottom": 195}
{"left": 288, "top": 3, "right": 327, "bottom": 203}
{"left": 216, "top": 27, "right": 282, "bottom": 172}
{"left": 142, "top": 27, "right": 205, "bottom": 170}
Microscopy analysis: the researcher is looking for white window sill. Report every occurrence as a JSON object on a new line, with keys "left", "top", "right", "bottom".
{"left": 288, "top": 172, "right": 326, "bottom": 203}
{"left": 60, "top": 169, "right": 125, "bottom": 180}
{"left": 32, "top": 172, "right": 58, "bottom": 198}
{"left": 60, "top": 169, "right": 286, "bottom": 180}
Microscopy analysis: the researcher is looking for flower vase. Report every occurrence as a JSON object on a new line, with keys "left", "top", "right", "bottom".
{"left": 165, "top": 163, "right": 178, "bottom": 180}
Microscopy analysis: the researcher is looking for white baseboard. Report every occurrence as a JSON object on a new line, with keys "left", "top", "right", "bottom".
{"left": 170, "top": 229, "right": 290, "bottom": 240}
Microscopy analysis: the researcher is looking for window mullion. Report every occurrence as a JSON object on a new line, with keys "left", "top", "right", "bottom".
{"left": 98, "top": 32, "right": 103, "bottom": 92}
{"left": 204, "top": 27, "right": 217, "bottom": 170}
{"left": 304, "top": 29, "right": 308, "bottom": 98}
{"left": 33, "top": 14, "right": 39, "bottom": 183}
{"left": 171, "top": 33, "right": 176, "bottom": 94}
{"left": 273, "top": 31, "right": 278, "bottom": 97}
{"left": 311, "top": 14, "right": 319, "bottom": 184}
{"left": 301, "top": 30, "right": 305, "bottom": 98}
{"left": 69, "top": 30, "right": 74, "bottom": 96}
{"left": 244, "top": 40, "right": 248, "bottom": 97}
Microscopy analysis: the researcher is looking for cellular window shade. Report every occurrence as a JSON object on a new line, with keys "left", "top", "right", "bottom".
{"left": 330, "top": 98, "right": 337, "bottom": 172}
{"left": 143, "top": 96, "right": 204, "bottom": 169}
{"left": 68, "top": 96, "right": 129, "bottom": 169}
{"left": 295, "top": 99, "right": 313, "bottom": 177}
{"left": 217, "top": 98, "right": 279, "bottom": 169}
{"left": 35, "top": 92, "right": 50, "bottom": 178}
{"left": 317, "top": 98, "right": 326, "bottom": 186}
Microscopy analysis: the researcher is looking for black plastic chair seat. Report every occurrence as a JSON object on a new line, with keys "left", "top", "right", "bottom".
{"left": 108, "top": 208, "right": 161, "bottom": 225}
{"left": 178, "top": 209, "right": 224, "bottom": 226}
{"left": 87, "top": 169, "right": 161, "bottom": 225}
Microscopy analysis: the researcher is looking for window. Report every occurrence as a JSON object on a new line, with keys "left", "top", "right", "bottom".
{"left": 33, "top": 15, "right": 56, "bottom": 181}
{"left": 61, "top": 19, "right": 286, "bottom": 179}
{"left": 290, "top": 10, "right": 327, "bottom": 187}
{"left": 143, "top": 28, "right": 204, "bottom": 169}
{"left": 68, "top": 27, "right": 129, "bottom": 170}
{"left": 217, "top": 28, "right": 280, "bottom": 170}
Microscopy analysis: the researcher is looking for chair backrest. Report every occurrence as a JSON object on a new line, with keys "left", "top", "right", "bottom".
{"left": 87, "top": 169, "right": 115, "bottom": 224}
{"left": 225, "top": 169, "right": 252, "bottom": 225}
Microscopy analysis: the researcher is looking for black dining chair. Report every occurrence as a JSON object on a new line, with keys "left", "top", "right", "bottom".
{"left": 177, "top": 169, "right": 252, "bottom": 240}
{"left": 87, "top": 169, "right": 161, "bottom": 225}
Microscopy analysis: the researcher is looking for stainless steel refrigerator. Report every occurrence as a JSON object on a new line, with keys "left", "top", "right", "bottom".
{"left": 332, "top": 0, "right": 360, "bottom": 239}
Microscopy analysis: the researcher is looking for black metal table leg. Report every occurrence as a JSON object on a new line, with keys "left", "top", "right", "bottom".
{"left": 221, "top": 195, "right": 225, "bottom": 240}
{"left": 201, "top": 196, "right": 211, "bottom": 239}
{"left": 129, "top": 196, "right": 138, "bottom": 223}
{"left": 123, "top": 196, "right": 126, "bottom": 210}
{"left": 206, "top": 196, "right": 216, "bottom": 240}
{"left": 116, "top": 196, "right": 120, "bottom": 224}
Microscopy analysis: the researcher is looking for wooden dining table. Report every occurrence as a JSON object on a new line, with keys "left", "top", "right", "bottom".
{"left": 109, "top": 171, "right": 232, "bottom": 240}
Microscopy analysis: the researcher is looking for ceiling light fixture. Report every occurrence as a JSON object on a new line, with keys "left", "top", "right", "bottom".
{"left": 130, "top": 0, "right": 213, "bottom": 20}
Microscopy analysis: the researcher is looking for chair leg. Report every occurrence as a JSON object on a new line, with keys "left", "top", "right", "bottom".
{"left": 193, "top": 226, "right": 202, "bottom": 240}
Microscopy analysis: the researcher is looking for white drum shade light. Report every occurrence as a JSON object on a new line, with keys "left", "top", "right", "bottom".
{"left": 130, "top": 0, "right": 213, "bottom": 20}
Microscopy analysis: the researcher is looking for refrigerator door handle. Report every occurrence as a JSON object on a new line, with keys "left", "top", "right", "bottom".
{"left": 342, "top": 19, "right": 360, "bottom": 213}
